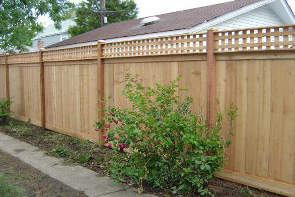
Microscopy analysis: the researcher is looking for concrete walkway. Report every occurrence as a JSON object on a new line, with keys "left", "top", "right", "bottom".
{"left": 0, "top": 132, "right": 156, "bottom": 197}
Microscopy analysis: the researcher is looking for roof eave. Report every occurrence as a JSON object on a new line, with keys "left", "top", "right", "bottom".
{"left": 188, "top": 0, "right": 276, "bottom": 33}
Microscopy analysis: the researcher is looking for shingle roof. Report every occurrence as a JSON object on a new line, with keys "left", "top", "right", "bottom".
{"left": 47, "top": 0, "right": 262, "bottom": 48}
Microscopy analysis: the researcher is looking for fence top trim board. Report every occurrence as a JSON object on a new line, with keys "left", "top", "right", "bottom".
{"left": 1, "top": 24, "right": 295, "bottom": 62}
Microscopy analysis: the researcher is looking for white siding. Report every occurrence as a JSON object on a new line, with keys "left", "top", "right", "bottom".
{"left": 212, "top": 5, "right": 284, "bottom": 30}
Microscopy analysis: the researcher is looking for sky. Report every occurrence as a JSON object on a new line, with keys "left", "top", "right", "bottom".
{"left": 38, "top": 0, "right": 295, "bottom": 26}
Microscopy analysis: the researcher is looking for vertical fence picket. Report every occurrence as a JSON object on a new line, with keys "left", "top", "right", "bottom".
{"left": 97, "top": 40, "right": 105, "bottom": 145}
{"left": 5, "top": 54, "right": 10, "bottom": 112}
{"left": 206, "top": 29, "right": 217, "bottom": 127}
{"left": 40, "top": 50, "right": 46, "bottom": 129}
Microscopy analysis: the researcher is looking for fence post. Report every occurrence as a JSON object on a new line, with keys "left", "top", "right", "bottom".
{"left": 206, "top": 28, "right": 217, "bottom": 127}
{"left": 39, "top": 49, "right": 46, "bottom": 129}
{"left": 97, "top": 40, "right": 106, "bottom": 145}
{"left": 5, "top": 54, "right": 10, "bottom": 111}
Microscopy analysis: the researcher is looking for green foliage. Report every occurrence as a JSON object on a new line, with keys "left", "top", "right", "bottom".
{"left": 52, "top": 146, "right": 71, "bottom": 157}
{"left": 0, "top": 0, "right": 74, "bottom": 52}
{"left": 0, "top": 99, "right": 10, "bottom": 122}
{"left": 77, "top": 153, "right": 92, "bottom": 164}
{"left": 68, "top": 0, "right": 138, "bottom": 36}
{"left": 9, "top": 120, "right": 32, "bottom": 136}
{"left": 0, "top": 174, "right": 27, "bottom": 197}
{"left": 50, "top": 137, "right": 94, "bottom": 164}
{"left": 96, "top": 74, "right": 237, "bottom": 196}
{"left": 238, "top": 186, "right": 255, "bottom": 197}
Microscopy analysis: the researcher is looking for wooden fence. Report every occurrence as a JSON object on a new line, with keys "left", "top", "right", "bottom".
{"left": 0, "top": 24, "right": 295, "bottom": 196}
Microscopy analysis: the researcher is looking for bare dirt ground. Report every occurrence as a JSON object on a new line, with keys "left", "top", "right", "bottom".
{"left": 0, "top": 150, "right": 87, "bottom": 197}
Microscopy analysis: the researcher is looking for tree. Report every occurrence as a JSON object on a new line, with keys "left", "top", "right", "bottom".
{"left": 0, "top": 0, "right": 73, "bottom": 53}
{"left": 68, "top": 0, "right": 138, "bottom": 37}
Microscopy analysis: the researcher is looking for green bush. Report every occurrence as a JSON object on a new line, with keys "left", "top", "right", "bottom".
{"left": 96, "top": 75, "right": 237, "bottom": 196}
{"left": 0, "top": 99, "right": 11, "bottom": 123}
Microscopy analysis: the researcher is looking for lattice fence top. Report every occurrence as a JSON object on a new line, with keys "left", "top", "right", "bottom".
{"left": 215, "top": 25, "right": 295, "bottom": 52}
{"left": 102, "top": 33, "right": 207, "bottom": 58}
{"left": 8, "top": 52, "right": 39, "bottom": 64}
{"left": 102, "top": 25, "right": 295, "bottom": 58}
{"left": 43, "top": 45, "right": 97, "bottom": 62}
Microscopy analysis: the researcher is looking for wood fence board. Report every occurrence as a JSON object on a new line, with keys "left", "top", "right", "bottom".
{"left": 107, "top": 57, "right": 206, "bottom": 116}
{"left": 9, "top": 64, "right": 41, "bottom": 126}
{"left": 104, "top": 64, "right": 114, "bottom": 106}
{"left": 269, "top": 62, "right": 284, "bottom": 182}
{"left": 44, "top": 60, "right": 99, "bottom": 142}
{"left": 255, "top": 61, "right": 271, "bottom": 178}
{"left": 178, "top": 60, "right": 207, "bottom": 114}
{"left": 0, "top": 65, "right": 6, "bottom": 99}
{"left": 276, "top": 61, "right": 295, "bottom": 184}
{"left": 233, "top": 62, "right": 247, "bottom": 173}
{"left": 216, "top": 56, "right": 295, "bottom": 187}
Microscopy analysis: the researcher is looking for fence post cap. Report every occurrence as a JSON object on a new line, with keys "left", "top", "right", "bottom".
{"left": 208, "top": 28, "right": 218, "bottom": 32}
{"left": 98, "top": 40, "right": 106, "bottom": 44}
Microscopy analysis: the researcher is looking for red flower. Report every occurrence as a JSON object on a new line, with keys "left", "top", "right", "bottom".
{"left": 103, "top": 134, "right": 108, "bottom": 139}
{"left": 113, "top": 119, "right": 118, "bottom": 124}
{"left": 110, "top": 113, "right": 115, "bottom": 117}
{"left": 105, "top": 124, "right": 111, "bottom": 129}
{"left": 119, "top": 143, "right": 126, "bottom": 153}
{"left": 101, "top": 128, "right": 105, "bottom": 133}
{"left": 106, "top": 143, "right": 112, "bottom": 149}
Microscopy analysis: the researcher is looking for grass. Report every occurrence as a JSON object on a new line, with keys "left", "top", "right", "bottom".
{"left": 0, "top": 174, "right": 27, "bottom": 197}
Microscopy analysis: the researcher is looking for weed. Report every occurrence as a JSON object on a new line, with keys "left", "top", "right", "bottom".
{"left": 239, "top": 186, "right": 255, "bottom": 197}
{"left": 9, "top": 120, "right": 32, "bottom": 137}
{"left": 77, "top": 153, "right": 92, "bottom": 164}
{"left": 0, "top": 99, "right": 11, "bottom": 124}
{"left": 52, "top": 146, "right": 71, "bottom": 157}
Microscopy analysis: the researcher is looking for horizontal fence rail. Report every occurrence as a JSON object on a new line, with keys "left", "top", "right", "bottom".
{"left": 7, "top": 52, "right": 40, "bottom": 64}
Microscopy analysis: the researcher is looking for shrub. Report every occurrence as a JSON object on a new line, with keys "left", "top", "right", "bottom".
{"left": 0, "top": 99, "right": 11, "bottom": 123}
{"left": 96, "top": 75, "right": 237, "bottom": 196}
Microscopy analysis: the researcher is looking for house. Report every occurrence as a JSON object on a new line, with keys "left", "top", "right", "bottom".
{"left": 47, "top": 0, "right": 295, "bottom": 49}
{"left": 27, "top": 18, "right": 75, "bottom": 51}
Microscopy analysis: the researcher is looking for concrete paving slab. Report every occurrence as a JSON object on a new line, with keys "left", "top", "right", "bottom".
{"left": 0, "top": 132, "right": 156, "bottom": 197}
{"left": 100, "top": 188, "right": 156, "bottom": 197}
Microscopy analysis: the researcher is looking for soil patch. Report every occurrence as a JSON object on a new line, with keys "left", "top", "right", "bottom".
{"left": 0, "top": 150, "right": 87, "bottom": 197}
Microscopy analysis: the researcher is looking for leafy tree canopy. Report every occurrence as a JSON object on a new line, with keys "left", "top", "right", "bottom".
{"left": 68, "top": 0, "right": 138, "bottom": 37}
{"left": 0, "top": 0, "right": 73, "bottom": 53}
